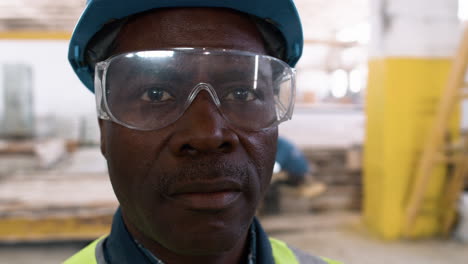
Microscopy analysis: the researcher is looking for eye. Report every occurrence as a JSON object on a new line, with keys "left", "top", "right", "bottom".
{"left": 224, "top": 88, "right": 257, "bottom": 102}
{"left": 141, "top": 87, "right": 174, "bottom": 102}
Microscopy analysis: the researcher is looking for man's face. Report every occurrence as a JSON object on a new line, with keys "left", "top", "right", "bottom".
{"left": 99, "top": 8, "right": 278, "bottom": 255}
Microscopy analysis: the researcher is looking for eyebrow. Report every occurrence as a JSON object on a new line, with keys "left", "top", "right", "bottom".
{"left": 114, "top": 64, "right": 272, "bottom": 84}
{"left": 208, "top": 69, "right": 271, "bottom": 81}
{"left": 122, "top": 67, "right": 193, "bottom": 82}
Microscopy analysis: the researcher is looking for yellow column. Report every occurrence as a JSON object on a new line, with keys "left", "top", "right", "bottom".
{"left": 364, "top": 0, "right": 461, "bottom": 239}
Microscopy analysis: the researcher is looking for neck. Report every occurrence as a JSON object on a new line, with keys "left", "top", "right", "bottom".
{"left": 122, "top": 214, "right": 251, "bottom": 264}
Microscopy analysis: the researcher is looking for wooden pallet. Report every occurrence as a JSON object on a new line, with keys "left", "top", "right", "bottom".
{"left": 0, "top": 171, "right": 117, "bottom": 242}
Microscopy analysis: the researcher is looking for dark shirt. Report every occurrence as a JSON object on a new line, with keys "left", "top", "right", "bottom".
{"left": 102, "top": 208, "right": 276, "bottom": 264}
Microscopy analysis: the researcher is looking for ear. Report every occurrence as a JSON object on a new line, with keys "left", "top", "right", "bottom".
{"left": 98, "top": 119, "right": 107, "bottom": 158}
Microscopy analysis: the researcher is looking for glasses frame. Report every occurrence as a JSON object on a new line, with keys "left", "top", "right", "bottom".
{"left": 94, "top": 48, "right": 296, "bottom": 131}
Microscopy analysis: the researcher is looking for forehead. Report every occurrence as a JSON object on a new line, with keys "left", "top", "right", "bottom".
{"left": 112, "top": 8, "right": 267, "bottom": 55}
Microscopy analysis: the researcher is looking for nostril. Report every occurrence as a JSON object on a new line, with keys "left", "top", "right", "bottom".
{"left": 219, "top": 142, "right": 232, "bottom": 152}
{"left": 180, "top": 144, "right": 197, "bottom": 155}
{"left": 178, "top": 142, "right": 233, "bottom": 155}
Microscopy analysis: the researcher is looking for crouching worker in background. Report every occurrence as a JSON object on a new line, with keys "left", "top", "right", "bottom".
{"left": 65, "top": 0, "right": 341, "bottom": 263}
{"left": 262, "top": 137, "right": 326, "bottom": 215}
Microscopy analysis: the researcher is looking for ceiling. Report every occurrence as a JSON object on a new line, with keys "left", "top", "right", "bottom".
{"left": 0, "top": 0, "right": 369, "bottom": 41}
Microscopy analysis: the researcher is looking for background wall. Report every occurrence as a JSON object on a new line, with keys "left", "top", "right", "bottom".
{"left": 0, "top": 40, "right": 98, "bottom": 141}
{"left": 0, "top": 40, "right": 94, "bottom": 117}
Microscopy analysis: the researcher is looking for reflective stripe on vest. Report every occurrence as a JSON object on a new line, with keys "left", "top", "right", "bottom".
{"left": 64, "top": 236, "right": 106, "bottom": 264}
{"left": 64, "top": 236, "right": 342, "bottom": 264}
{"left": 269, "top": 238, "right": 342, "bottom": 264}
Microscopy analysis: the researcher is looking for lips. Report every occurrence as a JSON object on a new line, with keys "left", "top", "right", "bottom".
{"left": 167, "top": 179, "right": 242, "bottom": 211}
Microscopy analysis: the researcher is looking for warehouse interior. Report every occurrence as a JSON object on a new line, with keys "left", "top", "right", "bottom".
{"left": 0, "top": 0, "right": 467, "bottom": 263}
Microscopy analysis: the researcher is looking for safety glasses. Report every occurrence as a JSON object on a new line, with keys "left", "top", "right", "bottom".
{"left": 95, "top": 48, "right": 295, "bottom": 131}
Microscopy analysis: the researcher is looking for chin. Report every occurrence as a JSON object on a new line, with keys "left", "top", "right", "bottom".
{"left": 141, "top": 203, "right": 255, "bottom": 257}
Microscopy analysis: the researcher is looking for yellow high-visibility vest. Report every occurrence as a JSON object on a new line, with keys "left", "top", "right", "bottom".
{"left": 64, "top": 236, "right": 342, "bottom": 264}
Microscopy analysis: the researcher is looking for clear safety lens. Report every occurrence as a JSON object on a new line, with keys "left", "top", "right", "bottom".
{"left": 95, "top": 48, "right": 295, "bottom": 131}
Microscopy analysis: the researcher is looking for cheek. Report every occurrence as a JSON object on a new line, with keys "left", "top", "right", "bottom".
{"left": 103, "top": 123, "right": 167, "bottom": 207}
{"left": 239, "top": 127, "right": 278, "bottom": 195}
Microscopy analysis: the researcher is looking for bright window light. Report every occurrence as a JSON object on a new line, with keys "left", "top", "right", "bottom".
{"left": 336, "top": 23, "right": 370, "bottom": 44}
{"left": 350, "top": 69, "right": 363, "bottom": 93}
{"left": 330, "top": 70, "right": 348, "bottom": 98}
{"left": 459, "top": 0, "right": 468, "bottom": 21}
{"left": 313, "top": 72, "right": 330, "bottom": 99}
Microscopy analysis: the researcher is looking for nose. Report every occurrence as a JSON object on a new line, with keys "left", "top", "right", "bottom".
{"left": 168, "top": 91, "right": 239, "bottom": 156}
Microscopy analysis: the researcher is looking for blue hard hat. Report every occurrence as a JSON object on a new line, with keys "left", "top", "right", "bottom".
{"left": 68, "top": 0, "right": 303, "bottom": 92}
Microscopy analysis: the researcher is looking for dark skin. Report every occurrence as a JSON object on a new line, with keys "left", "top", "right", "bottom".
{"left": 99, "top": 8, "right": 278, "bottom": 264}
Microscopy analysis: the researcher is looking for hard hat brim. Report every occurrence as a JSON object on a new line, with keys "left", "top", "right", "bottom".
{"left": 68, "top": 0, "right": 303, "bottom": 92}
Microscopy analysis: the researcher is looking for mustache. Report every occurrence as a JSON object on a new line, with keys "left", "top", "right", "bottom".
{"left": 154, "top": 159, "right": 251, "bottom": 194}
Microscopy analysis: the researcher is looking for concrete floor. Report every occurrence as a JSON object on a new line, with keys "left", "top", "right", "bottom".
{"left": 261, "top": 212, "right": 468, "bottom": 264}
{"left": 0, "top": 211, "right": 467, "bottom": 264}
